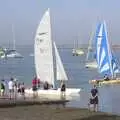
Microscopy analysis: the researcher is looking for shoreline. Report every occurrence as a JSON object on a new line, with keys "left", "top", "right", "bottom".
{"left": 0, "top": 105, "right": 119, "bottom": 120}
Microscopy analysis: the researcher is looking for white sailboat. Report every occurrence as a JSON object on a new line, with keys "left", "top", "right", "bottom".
{"left": 89, "top": 21, "right": 120, "bottom": 85}
{"left": 85, "top": 30, "right": 97, "bottom": 69}
{"left": 1, "top": 25, "right": 23, "bottom": 59}
{"left": 72, "top": 36, "right": 84, "bottom": 56}
{"left": 25, "top": 8, "right": 81, "bottom": 97}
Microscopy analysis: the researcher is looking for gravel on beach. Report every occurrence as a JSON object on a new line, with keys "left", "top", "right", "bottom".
{"left": 0, "top": 105, "right": 119, "bottom": 120}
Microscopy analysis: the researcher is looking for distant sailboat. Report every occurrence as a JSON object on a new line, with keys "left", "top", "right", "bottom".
{"left": 89, "top": 21, "right": 120, "bottom": 85}
{"left": 85, "top": 30, "right": 97, "bottom": 69}
{"left": 72, "top": 36, "right": 84, "bottom": 56}
{"left": 25, "top": 8, "right": 81, "bottom": 96}
{"left": 2, "top": 25, "right": 23, "bottom": 59}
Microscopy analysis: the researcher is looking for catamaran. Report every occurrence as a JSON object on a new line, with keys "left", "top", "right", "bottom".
{"left": 89, "top": 21, "right": 120, "bottom": 85}
{"left": 85, "top": 29, "right": 97, "bottom": 69}
{"left": 25, "top": 8, "right": 81, "bottom": 97}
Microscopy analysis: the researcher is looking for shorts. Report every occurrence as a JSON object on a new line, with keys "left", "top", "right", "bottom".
{"left": 18, "top": 88, "right": 21, "bottom": 93}
{"left": 9, "top": 89, "right": 14, "bottom": 93}
{"left": 32, "top": 86, "right": 37, "bottom": 91}
{"left": 90, "top": 96, "right": 98, "bottom": 104}
{"left": 21, "top": 88, "right": 25, "bottom": 93}
{"left": 61, "top": 88, "right": 65, "bottom": 92}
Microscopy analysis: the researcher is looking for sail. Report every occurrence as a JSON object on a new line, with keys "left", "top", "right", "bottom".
{"left": 86, "top": 31, "right": 95, "bottom": 61}
{"left": 95, "top": 21, "right": 119, "bottom": 77}
{"left": 111, "top": 55, "right": 119, "bottom": 73}
{"left": 53, "top": 42, "right": 68, "bottom": 81}
{"left": 34, "top": 8, "right": 55, "bottom": 86}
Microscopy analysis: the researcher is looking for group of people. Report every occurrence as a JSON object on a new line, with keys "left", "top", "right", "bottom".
{"left": 0, "top": 77, "right": 25, "bottom": 99}
{"left": 32, "top": 76, "right": 66, "bottom": 98}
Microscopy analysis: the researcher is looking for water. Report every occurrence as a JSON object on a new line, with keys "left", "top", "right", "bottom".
{"left": 0, "top": 45, "right": 120, "bottom": 115}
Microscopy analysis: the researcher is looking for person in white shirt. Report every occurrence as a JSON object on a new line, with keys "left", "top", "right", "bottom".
{"left": 8, "top": 78, "right": 14, "bottom": 99}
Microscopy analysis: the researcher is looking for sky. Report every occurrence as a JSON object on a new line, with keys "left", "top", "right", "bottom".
{"left": 0, "top": 0, "right": 120, "bottom": 46}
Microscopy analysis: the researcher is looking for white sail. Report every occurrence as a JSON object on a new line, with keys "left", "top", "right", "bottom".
{"left": 34, "top": 8, "right": 55, "bottom": 86}
{"left": 53, "top": 42, "right": 68, "bottom": 81}
{"left": 85, "top": 30, "right": 97, "bottom": 68}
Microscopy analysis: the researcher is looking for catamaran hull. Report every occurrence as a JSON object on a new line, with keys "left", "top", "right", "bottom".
{"left": 89, "top": 78, "right": 120, "bottom": 85}
{"left": 25, "top": 88, "right": 81, "bottom": 97}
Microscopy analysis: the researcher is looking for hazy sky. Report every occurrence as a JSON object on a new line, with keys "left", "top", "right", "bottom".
{"left": 0, "top": 0, "right": 120, "bottom": 46}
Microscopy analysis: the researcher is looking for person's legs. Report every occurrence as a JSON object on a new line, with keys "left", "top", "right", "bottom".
{"left": 9, "top": 89, "right": 12, "bottom": 99}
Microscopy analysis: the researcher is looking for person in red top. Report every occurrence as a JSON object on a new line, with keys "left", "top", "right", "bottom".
{"left": 32, "top": 76, "right": 38, "bottom": 98}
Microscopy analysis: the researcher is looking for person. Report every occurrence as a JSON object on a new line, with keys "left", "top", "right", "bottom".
{"left": 8, "top": 78, "right": 14, "bottom": 99}
{"left": 13, "top": 78, "right": 18, "bottom": 99}
{"left": 104, "top": 74, "right": 110, "bottom": 81}
{"left": 0, "top": 79, "right": 5, "bottom": 97}
{"left": 17, "top": 82, "right": 21, "bottom": 94}
{"left": 21, "top": 82, "right": 25, "bottom": 99}
{"left": 37, "top": 78, "right": 40, "bottom": 89}
{"left": 43, "top": 81, "right": 49, "bottom": 90}
{"left": 32, "top": 76, "right": 38, "bottom": 98}
{"left": 60, "top": 81, "right": 66, "bottom": 99}
{"left": 88, "top": 85, "right": 99, "bottom": 112}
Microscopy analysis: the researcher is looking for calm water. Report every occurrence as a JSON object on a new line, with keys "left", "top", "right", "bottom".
{"left": 0, "top": 45, "right": 120, "bottom": 114}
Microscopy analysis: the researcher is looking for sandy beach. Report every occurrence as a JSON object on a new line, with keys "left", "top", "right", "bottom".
{"left": 0, "top": 104, "right": 119, "bottom": 120}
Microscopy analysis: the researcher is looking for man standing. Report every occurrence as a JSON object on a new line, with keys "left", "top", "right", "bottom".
{"left": 88, "top": 85, "right": 99, "bottom": 112}
{"left": 8, "top": 78, "right": 14, "bottom": 99}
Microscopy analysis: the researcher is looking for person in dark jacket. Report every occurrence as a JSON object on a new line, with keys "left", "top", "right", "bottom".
{"left": 60, "top": 81, "right": 66, "bottom": 99}
{"left": 88, "top": 84, "right": 99, "bottom": 112}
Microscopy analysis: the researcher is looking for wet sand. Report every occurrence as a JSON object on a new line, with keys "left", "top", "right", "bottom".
{"left": 0, "top": 105, "right": 119, "bottom": 120}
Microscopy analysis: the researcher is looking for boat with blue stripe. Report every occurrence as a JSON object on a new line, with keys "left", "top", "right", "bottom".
{"left": 89, "top": 21, "right": 120, "bottom": 85}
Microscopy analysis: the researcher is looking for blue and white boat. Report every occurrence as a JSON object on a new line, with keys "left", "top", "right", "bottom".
{"left": 89, "top": 21, "right": 120, "bottom": 85}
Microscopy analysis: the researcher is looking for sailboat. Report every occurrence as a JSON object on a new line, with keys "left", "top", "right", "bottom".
{"left": 72, "top": 36, "right": 84, "bottom": 56}
{"left": 25, "top": 8, "right": 81, "bottom": 96}
{"left": 89, "top": 21, "right": 120, "bottom": 85}
{"left": 85, "top": 30, "right": 97, "bottom": 68}
{"left": 1, "top": 25, "right": 23, "bottom": 59}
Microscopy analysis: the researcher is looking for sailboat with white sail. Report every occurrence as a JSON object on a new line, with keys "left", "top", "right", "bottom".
{"left": 72, "top": 36, "right": 84, "bottom": 56}
{"left": 89, "top": 21, "right": 120, "bottom": 85}
{"left": 85, "top": 30, "right": 97, "bottom": 69}
{"left": 25, "top": 8, "right": 81, "bottom": 97}
{"left": 1, "top": 25, "right": 23, "bottom": 59}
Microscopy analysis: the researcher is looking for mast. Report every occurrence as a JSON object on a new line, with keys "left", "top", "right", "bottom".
{"left": 12, "top": 24, "right": 16, "bottom": 50}
{"left": 86, "top": 31, "right": 93, "bottom": 61}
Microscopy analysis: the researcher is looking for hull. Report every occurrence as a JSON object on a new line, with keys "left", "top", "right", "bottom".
{"left": 72, "top": 49, "right": 84, "bottom": 56}
{"left": 85, "top": 61, "right": 97, "bottom": 69}
{"left": 25, "top": 88, "right": 81, "bottom": 98}
{"left": 89, "top": 78, "right": 120, "bottom": 85}
{"left": 7, "top": 53, "right": 23, "bottom": 58}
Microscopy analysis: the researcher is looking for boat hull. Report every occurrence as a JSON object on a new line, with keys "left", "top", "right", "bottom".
{"left": 85, "top": 61, "right": 97, "bottom": 69}
{"left": 25, "top": 88, "right": 81, "bottom": 98}
{"left": 89, "top": 78, "right": 120, "bottom": 85}
{"left": 72, "top": 49, "right": 84, "bottom": 56}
